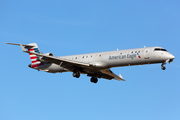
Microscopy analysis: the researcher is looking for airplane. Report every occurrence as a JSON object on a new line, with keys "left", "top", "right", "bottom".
{"left": 5, "top": 43, "right": 175, "bottom": 83}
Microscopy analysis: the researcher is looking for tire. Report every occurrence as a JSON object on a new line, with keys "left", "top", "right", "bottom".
{"left": 90, "top": 77, "right": 98, "bottom": 83}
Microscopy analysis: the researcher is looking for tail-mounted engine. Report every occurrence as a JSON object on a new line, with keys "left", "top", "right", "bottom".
{"left": 37, "top": 53, "right": 54, "bottom": 63}
{"left": 43, "top": 53, "right": 54, "bottom": 56}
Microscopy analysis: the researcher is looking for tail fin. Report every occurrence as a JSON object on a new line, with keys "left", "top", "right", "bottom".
{"left": 4, "top": 42, "right": 44, "bottom": 68}
{"left": 25, "top": 43, "right": 43, "bottom": 68}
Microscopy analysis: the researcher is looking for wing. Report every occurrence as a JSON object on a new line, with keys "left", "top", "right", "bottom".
{"left": 100, "top": 69, "right": 125, "bottom": 81}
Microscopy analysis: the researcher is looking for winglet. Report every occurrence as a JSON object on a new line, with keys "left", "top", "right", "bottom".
{"left": 119, "top": 74, "right": 123, "bottom": 79}
{"left": 119, "top": 74, "right": 125, "bottom": 81}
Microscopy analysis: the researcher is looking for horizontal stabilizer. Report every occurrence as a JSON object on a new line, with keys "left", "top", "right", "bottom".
{"left": 4, "top": 43, "right": 34, "bottom": 47}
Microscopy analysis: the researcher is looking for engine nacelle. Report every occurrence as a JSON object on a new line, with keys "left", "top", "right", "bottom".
{"left": 37, "top": 53, "right": 54, "bottom": 63}
{"left": 43, "top": 53, "right": 54, "bottom": 56}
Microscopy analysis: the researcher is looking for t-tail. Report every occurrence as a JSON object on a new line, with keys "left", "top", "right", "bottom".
{"left": 4, "top": 42, "right": 44, "bottom": 68}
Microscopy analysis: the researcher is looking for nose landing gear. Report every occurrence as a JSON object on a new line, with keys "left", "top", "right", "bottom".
{"left": 161, "top": 66, "right": 166, "bottom": 70}
{"left": 161, "top": 62, "right": 166, "bottom": 70}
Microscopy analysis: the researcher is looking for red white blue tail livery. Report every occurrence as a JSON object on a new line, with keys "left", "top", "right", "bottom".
{"left": 26, "top": 43, "right": 43, "bottom": 68}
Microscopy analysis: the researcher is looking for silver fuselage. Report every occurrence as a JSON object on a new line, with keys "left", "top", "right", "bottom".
{"left": 34, "top": 46, "right": 175, "bottom": 74}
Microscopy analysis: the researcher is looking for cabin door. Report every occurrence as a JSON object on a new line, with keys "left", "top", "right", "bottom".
{"left": 144, "top": 49, "right": 150, "bottom": 59}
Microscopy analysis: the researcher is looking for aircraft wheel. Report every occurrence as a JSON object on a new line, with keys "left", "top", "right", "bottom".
{"left": 161, "top": 66, "right": 166, "bottom": 70}
{"left": 94, "top": 78, "right": 98, "bottom": 83}
{"left": 73, "top": 72, "right": 76, "bottom": 77}
{"left": 73, "top": 72, "right": 80, "bottom": 78}
{"left": 90, "top": 77, "right": 98, "bottom": 83}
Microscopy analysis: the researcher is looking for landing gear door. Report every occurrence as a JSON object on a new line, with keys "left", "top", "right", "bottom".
{"left": 144, "top": 49, "right": 150, "bottom": 59}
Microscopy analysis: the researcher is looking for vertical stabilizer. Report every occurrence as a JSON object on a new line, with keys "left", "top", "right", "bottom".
{"left": 25, "top": 43, "right": 43, "bottom": 68}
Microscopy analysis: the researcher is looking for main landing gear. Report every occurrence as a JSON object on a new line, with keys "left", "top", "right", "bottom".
{"left": 73, "top": 71, "right": 80, "bottom": 78}
{"left": 90, "top": 77, "right": 98, "bottom": 83}
{"left": 72, "top": 71, "right": 98, "bottom": 83}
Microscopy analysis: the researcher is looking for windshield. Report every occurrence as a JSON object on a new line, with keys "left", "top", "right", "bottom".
{"left": 154, "top": 48, "right": 168, "bottom": 52}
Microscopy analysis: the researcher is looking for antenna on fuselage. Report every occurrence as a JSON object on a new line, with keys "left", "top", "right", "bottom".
{"left": 117, "top": 48, "right": 119, "bottom": 50}
{"left": 144, "top": 46, "right": 146, "bottom": 48}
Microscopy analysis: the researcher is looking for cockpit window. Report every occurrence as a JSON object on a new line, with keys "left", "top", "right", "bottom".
{"left": 154, "top": 48, "right": 167, "bottom": 51}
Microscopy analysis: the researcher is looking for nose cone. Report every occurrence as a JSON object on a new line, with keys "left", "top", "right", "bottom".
{"left": 169, "top": 54, "right": 175, "bottom": 59}
{"left": 164, "top": 52, "right": 175, "bottom": 60}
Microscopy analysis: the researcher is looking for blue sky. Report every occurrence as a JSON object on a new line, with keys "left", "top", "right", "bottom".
{"left": 1, "top": 0, "right": 180, "bottom": 120}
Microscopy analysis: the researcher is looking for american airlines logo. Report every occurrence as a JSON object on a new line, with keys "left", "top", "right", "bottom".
{"left": 109, "top": 53, "right": 141, "bottom": 60}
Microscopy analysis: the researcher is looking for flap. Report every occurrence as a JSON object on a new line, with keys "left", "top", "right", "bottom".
{"left": 100, "top": 69, "right": 125, "bottom": 81}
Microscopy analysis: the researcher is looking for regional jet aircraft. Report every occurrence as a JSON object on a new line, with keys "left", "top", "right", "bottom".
{"left": 5, "top": 43, "right": 175, "bottom": 83}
